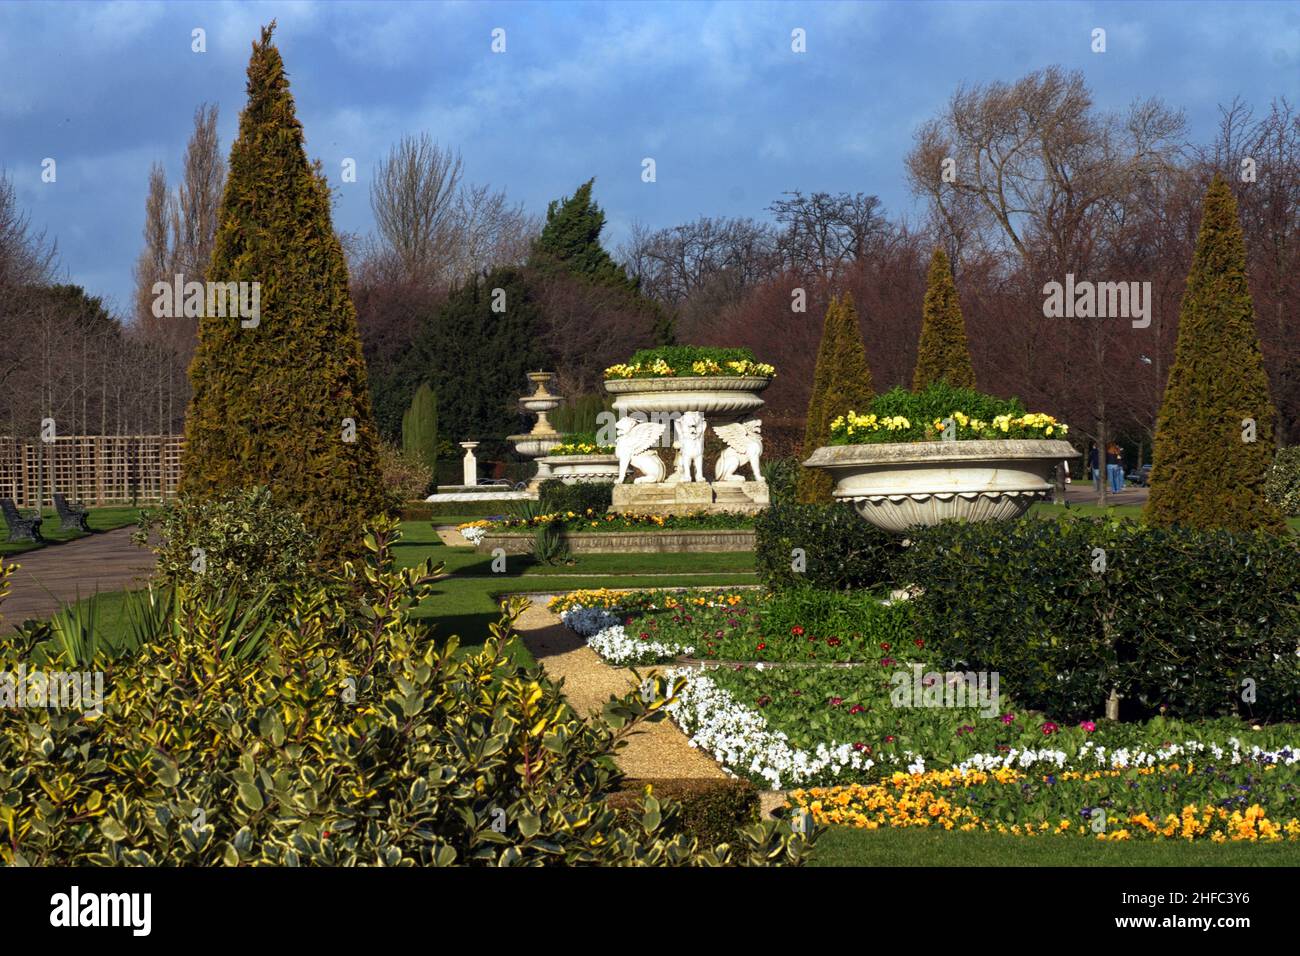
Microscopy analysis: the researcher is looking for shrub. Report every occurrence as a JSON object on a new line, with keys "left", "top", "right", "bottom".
{"left": 899, "top": 516, "right": 1300, "bottom": 722}
{"left": 538, "top": 478, "right": 613, "bottom": 515}
{"left": 608, "top": 779, "right": 761, "bottom": 847}
{"left": 755, "top": 501, "right": 902, "bottom": 592}
{"left": 1264, "top": 446, "right": 1300, "bottom": 516}
{"left": 133, "top": 488, "right": 321, "bottom": 607}
{"left": 401, "top": 382, "right": 438, "bottom": 473}
{"left": 1147, "top": 176, "right": 1285, "bottom": 534}
{"left": 798, "top": 293, "right": 874, "bottom": 502}
{"left": 0, "top": 519, "right": 816, "bottom": 866}
{"left": 378, "top": 442, "right": 434, "bottom": 501}
{"left": 912, "top": 248, "right": 976, "bottom": 391}
{"left": 760, "top": 456, "right": 801, "bottom": 505}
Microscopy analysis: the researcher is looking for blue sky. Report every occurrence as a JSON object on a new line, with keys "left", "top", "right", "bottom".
{"left": 1, "top": 0, "right": 1296, "bottom": 313}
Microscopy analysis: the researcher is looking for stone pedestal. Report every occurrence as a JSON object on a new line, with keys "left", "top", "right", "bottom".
{"left": 612, "top": 479, "right": 768, "bottom": 515}
{"left": 460, "top": 442, "right": 479, "bottom": 486}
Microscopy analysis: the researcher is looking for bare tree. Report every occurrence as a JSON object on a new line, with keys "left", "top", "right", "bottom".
{"left": 170, "top": 103, "right": 225, "bottom": 281}
{"left": 370, "top": 134, "right": 464, "bottom": 282}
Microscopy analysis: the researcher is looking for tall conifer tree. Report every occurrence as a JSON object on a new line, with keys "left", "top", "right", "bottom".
{"left": 912, "top": 248, "right": 976, "bottom": 391}
{"left": 181, "top": 23, "right": 386, "bottom": 556}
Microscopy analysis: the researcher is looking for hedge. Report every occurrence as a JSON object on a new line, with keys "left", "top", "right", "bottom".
{"left": 754, "top": 501, "right": 902, "bottom": 592}
{"left": 899, "top": 517, "right": 1300, "bottom": 722}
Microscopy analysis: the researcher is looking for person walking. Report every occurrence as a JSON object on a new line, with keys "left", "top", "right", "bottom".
{"left": 1106, "top": 442, "right": 1124, "bottom": 494}
{"left": 1089, "top": 444, "right": 1102, "bottom": 492}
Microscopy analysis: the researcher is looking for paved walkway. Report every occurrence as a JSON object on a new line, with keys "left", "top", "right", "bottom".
{"left": 1, "top": 528, "right": 156, "bottom": 629}
{"left": 1062, "top": 483, "right": 1149, "bottom": 507}
{"left": 514, "top": 602, "right": 725, "bottom": 782}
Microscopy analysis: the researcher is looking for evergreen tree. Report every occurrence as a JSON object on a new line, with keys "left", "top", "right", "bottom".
{"left": 798, "top": 293, "right": 876, "bottom": 503}
{"left": 403, "top": 267, "right": 551, "bottom": 452}
{"left": 401, "top": 382, "right": 438, "bottom": 473}
{"left": 529, "top": 178, "right": 638, "bottom": 293}
{"left": 180, "top": 23, "right": 386, "bottom": 557}
{"left": 1146, "top": 176, "right": 1285, "bottom": 533}
{"left": 912, "top": 248, "right": 976, "bottom": 391}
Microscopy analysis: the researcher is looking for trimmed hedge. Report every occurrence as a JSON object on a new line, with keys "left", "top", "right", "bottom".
{"left": 1265, "top": 446, "right": 1300, "bottom": 516}
{"left": 538, "top": 478, "right": 613, "bottom": 515}
{"left": 755, "top": 501, "right": 902, "bottom": 592}
{"left": 899, "top": 517, "right": 1300, "bottom": 722}
{"left": 608, "top": 778, "right": 760, "bottom": 846}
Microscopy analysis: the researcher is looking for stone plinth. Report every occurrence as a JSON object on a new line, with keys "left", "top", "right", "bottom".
{"left": 612, "top": 479, "right": 768, "bottom": 515}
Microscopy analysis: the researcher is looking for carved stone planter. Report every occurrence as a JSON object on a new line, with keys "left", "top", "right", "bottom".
{"left": 803, "top": 439, "right": 1079, "bottom": 533}
{"left": 604, "top": 375, "right": 771, "bottom": 422}
{"left": 538, "top": 454, "right": 619, "bottom": 484}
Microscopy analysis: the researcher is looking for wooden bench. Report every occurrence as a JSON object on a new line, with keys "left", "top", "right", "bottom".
{"left": 1, "top": 499, "right": 43, "bottom": 543}
{"left": 53, "top": 493, "right": 90, "bottom": 533}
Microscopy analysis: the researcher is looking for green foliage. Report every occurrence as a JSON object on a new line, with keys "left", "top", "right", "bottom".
{"left": 180, "top": 24, "right": 386, "bottom": 559}
{"left": 1264, "top": 446, "right": 1300, "bottom": 516}
{"left": 798, "top": 293, "right": 875, "bottom": 502}
{"left": 608, "top": 779, "right": 760, "bottom": 847}
{"left": 0, "top": 520, "right": 816, "bottom": 866}
{"left": 133, "top": 488, "right": 321, "bottom": 611}
{"left": 912, "top": 248, "right": 976, "bottom": 391}
{"left": 1147, "top": 176, "right": 1286, "bottom": 534}
{"left": 899, "top": 517, "right": 1300, "bottom": 722}
{"left": 754, "top": 501, "right": 902, "bottom": 592}
{"left": 760, "top": 456, "right": 802, "bottom": 505}
{"left": 537, "top": 478, "right": 613, "bottom": 515}
{"left": 549, "top": 432, "right": 615, "bottom": 455}
{"left": 622, "top": 345, "right": 758, "bottom": 373}
{"left": 401, "top": 382, "right": 438, "bottom": 474}
{"left": 401, "top": 268, "right": 551, "bottom": 446}
{"left": 531, "top": 521, "right": 572, "bottom": 565}
{"left": 529, "top": 178, "right": 638, "bottom": 293}
{"left": 549, "top": 394, "right": 613, "bottom": 436}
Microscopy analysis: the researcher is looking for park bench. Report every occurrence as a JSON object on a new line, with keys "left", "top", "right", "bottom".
{"left": 1, "top": 498, "right": 43, "bottom": 542}
{"left": 53, "top": 493, "right": 91, "bottom": 532}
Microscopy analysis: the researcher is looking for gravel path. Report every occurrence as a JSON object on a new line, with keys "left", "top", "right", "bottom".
{"left": 514, "top": 602, "right": 725, "bottom": 781}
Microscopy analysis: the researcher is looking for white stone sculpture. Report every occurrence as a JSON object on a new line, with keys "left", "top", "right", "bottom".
{"left": 615, "top": 417, "right": 667, "bottom": 483}
{"left": 714, "top": 420, "right": 763, "bottom": 481}
{"left": 673, "top": 411, "right": 708, "bottom": 483}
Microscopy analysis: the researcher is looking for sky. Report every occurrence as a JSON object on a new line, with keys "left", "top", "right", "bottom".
{"left": 0, "top": 0, "right": 1297, "bottom": 314}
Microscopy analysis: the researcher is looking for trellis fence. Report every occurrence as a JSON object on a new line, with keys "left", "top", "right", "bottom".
{"left": 0, "top": 435, "right": 184, "bottom": 507}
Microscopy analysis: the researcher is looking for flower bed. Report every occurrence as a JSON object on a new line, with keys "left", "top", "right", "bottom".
{"left": 604, "top": 345, "right": 775, "bottom": 380}
{"left": 828, "top": 383, "right": 1067, "bottom": 444}
{"left": 788, "top": 760, "right": 1300, "bottom": 843}
{"left": 458, "top": 509, "right": 756, "bottom": 546}
{"left": 664, "top": 663, "right": 1300, "bottom": 792}
{"left": 548, "top": 586, "right": 911, "bottom": 665}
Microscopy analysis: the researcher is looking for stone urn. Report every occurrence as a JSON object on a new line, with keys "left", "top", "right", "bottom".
{"left": 538, "top": 453, "right": 619, "bottom": 485}
{"left": 604, "top": 375, "right": 770, "bottom": 423}
{"left": 803, "top": 439, "right": 1080, "bottom": 533}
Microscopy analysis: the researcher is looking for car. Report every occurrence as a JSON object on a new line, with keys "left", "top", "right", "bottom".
{"left": 1126, "top": 464, "right": 1153, "bottom": 487}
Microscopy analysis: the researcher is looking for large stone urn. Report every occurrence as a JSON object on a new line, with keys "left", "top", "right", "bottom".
{"left": 603, "top": 374, "right": 773, "bottom": 514}
{"left": 803, "top": 439, "right": 1080, "bottom": 533}
{"left": 538, "top": 453, "right": 620, "bottom": 485}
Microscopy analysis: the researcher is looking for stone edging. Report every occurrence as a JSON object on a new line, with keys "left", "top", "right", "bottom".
{"left": 476, "top": 528, "right": 756, "bottom": 554}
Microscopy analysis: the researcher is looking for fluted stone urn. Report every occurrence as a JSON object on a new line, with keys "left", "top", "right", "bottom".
{"left": 538, "top": 453, "right": 619, "bottom": 485}
{"left": 604, "top": 375, "right": 770, "bottom": 423}
{"left": 803, "top": 439, "right": 1080, "bottom": 533}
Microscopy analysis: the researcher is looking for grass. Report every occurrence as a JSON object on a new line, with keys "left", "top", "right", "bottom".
{"left": 810, "top": 825, "right": 1300, "bottom": 866}
{"left": 0, "top": 505, "right": 142, "bottom": 556}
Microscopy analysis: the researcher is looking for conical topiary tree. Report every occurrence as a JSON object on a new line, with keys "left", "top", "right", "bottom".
{"left": 181, "top": 22, "right": 387, "bottom": 557}
{"left": 912, "top": 248, "right": 976, "bottom": 391}
{"left": 797, "top": 293, "right": 876, "bottom": 503}
{"left": 401, "top": 382, "right": 438, "bottom": 473}
{"left": 1145, "top": 175, "right": 1285, "bottom": 534}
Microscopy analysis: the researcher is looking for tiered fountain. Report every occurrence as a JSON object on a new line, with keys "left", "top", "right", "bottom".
{"left": 507, "top": 371, "right": 564, "bottom": 492}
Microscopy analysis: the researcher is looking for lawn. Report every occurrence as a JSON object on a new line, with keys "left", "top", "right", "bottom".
{"left": 0, "top": 505, "right": 143, "bottom": 556}
{"left": 810, "top": 825, "right": 1300, "bottom": 867}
